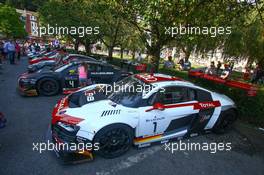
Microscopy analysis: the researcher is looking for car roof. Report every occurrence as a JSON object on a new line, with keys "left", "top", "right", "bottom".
{"left": 70, "top": 59, "right": 110, "bottom": 67}
{"left": 134, "top": 73, "right": 195, "bottom": 87}
{"left": 68, "top": 54, "right": 98, "bottom": 61}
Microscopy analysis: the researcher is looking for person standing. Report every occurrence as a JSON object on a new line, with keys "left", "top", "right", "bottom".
{"left": 205, "top": 61, "right": 216, "bottom": 75}
{"left": 220, "top": 64, "right": 231, "bottom": 79}
{"left": 15, "top": 41, "right": 21, "bottom": 61}
{"left": 136, "top": 53, "right": 143, "bottom": 63}
{"left": 251, "top": 64, "right": 264, "bottom": 84}
{"left": 7, "top": 40, "right": 16, "bottom": 64}
{"left": 164, "top": 56, "right": 175, "bottom": 69}
{"left": 3, "top": 40, "right": 9, "bottom": 61}
{"left": 0, "top": 41, "right": 3, "bottom": 65}
{"left": 216, "top": 61, "right": 222, "bottom": 75}
{"left": 0, "top": 112, "right": 7, "bottom": 129}
{"left": 78, "top": 62, "right": 89, "bottom": 87}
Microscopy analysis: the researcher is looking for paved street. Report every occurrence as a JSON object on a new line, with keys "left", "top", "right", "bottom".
{"left": 0, "top": 57, "right": 263, "bottom": 175}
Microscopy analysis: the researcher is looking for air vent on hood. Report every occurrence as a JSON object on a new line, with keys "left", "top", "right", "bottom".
{"left": 101, "top": 110, "right": 121, "bottom": 117}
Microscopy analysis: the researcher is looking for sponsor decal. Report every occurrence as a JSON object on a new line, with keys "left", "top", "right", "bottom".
{"left": 101, "top": 110, "right": 121, "bottom": 117}
{"left": 146, "top": 116, "right": 165, "bottom": 122}
{"left": 90, "top": 72, "right": 114, "bottom": 75}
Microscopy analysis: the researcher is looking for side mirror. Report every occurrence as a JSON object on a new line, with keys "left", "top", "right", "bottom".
{"left": 146, "top": 102, "right": 165, "bottom": 112}
{"left": 153, "top": 102, "right": 165, "bottom": 111}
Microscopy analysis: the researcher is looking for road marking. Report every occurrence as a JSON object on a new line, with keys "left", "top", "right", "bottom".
{"left": 96, "top": 146, "right": 162, "bottom": 175}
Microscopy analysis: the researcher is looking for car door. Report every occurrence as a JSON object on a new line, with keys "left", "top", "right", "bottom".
{"left": 137, "top": 86, "right": 198, "bottom": 137}
{"left": 89, "top": 63, "right": 103, "bottom": 83}
{"left": 62, "top": 64, "right": 79, "bottom": 89}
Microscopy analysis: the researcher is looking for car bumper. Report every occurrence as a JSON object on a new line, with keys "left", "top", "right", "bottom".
{"left": 17, "top": 86, "right": 38, "bottom": 96}
{"left": 51, "top": 126, "right": 94, "bottom": 163}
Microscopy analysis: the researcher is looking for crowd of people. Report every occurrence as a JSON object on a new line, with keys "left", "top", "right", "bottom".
{"left": 162, "top": 56, "right": 264, "bottom": 84}
{"left": 205, "top": 61, "right": 232, "bottom": 79}
{"left": 0, "top": 39, "right": 22, "bottom": 65}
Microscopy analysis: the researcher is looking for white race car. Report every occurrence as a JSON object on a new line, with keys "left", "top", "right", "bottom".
{"left": 51, "top": 73, "right": 237, "bottom": 161}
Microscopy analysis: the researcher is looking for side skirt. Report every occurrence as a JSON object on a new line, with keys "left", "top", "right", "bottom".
{"left": 134, "top": 128, "right": 188, "bottom": 148}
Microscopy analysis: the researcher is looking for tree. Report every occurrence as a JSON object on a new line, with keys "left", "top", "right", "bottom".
{"left": 2, "top": 0, "right": 44, "bottom": 11}
{"left": 91, "top": 0, "right": 134, "bottom": 59}
{"left": 116, "top": 0, "right": 254, "bottom": 71}
{"left": 0, "top": 4, "right": 27, "bottom": 38}
{"left": 39, "top": 0, "right": 100, "bottom": 53}
{"left": 223, "top": 1, "right": 264, "bottom": 66}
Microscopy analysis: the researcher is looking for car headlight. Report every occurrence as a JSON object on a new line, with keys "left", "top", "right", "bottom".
{"left": 20, "top": 78, "right": 37, "bottom": 84}
{"left": 57, "top": 122, "right": 80, "bottom": 132}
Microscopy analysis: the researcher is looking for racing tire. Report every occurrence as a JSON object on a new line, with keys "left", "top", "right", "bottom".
{"left": 93, "top": 124, "right": 134, "bottom": 159}
{"left": 37, "top": 78, "right": 59, "bottom": 96}
{"left": 213, "top": 109, "right": 237, "bottom": 134}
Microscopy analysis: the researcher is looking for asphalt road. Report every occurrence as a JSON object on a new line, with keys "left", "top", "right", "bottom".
{"left": 0, "top": 57, "right": 263, "bottom": 175}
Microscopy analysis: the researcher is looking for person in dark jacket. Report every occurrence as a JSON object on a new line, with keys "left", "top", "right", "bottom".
{"left": 0, "top": 112, "right": 7, "bottom": 129}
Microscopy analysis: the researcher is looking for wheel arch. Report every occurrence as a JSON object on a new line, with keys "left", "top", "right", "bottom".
{"left": 36, "top": 76, "right": 62, "bottom": 94}
{"left": 92, "top": 122, "right": 136, "bottom": 141}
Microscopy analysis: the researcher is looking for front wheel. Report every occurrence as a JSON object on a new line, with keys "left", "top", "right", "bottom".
{"left": 93, "top": 124, "right": 133, "bottom": 159}
{"left": 213, "top": 109, "right": 237, "bottom": 134}
{"left": 37, "top": 78, "right": 59, "bottom": 96}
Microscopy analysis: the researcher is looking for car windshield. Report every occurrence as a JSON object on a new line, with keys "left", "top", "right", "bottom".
{"left": 54, "top": 63, "right": 72, "bottom": 72}
{"left": 69, "top": 76, "right": 152, "bottom": 108}
{"left": 108, "top": 76, "right": 151, "bottom": 107}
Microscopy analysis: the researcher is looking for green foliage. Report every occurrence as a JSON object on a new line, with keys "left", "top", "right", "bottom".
{"left": 0, "top": 4, "right": 27, "bottom": 38}
{"left": 223, "top": 2, "right": 264, "bottom": 65}
{"left": 2, "top": 0, "right": 44, "bottom": 11}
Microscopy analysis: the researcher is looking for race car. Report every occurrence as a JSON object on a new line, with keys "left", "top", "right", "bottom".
{"left": 51, "top": 73, "right": 237, "bottom": 161}
{"left": 17, "top": 60, "right": 130, "bottom": 96}
{"left": 29, "top": 51, "right": 58, "bottom": 65}
{"left": 27, "top": 54, "right": 98, "bottom": 73}
{"left": 27, "top": 50, "right": 47, "bottom": 59}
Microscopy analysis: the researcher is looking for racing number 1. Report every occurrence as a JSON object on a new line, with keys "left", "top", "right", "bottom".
{"left": 153, "top": 122, "right": 157, "bottom": 133}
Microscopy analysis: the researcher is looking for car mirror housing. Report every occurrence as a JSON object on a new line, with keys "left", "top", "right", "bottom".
{"left": 145, "top": 102, "right": 165, "bottom": 112}
{"left": 153, "top": 102, "right": 165, "bottom": 111}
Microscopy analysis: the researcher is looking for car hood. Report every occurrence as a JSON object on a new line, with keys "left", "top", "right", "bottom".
{"left": 52, "top": 84, "right": 130, "bottom": 124}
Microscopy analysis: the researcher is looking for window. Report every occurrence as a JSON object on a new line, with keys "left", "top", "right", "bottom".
{"left": 196, "top": 89, "right": 212, "bottom": 102}
{"left": 89, "top": 64, "right": 102, "bottom": 72}
{"left": 30, "top": 15, "right": 37, "bottom": 21}
{"left": 152, "top": 86, "right": 191, "bottom": 105}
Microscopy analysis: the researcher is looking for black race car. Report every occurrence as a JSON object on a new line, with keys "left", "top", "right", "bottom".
{"left": 27, "top": 54, "right": 98, "bottom": 73}
{"left": 18, "top": 60, "right": 130, "bottom": 96}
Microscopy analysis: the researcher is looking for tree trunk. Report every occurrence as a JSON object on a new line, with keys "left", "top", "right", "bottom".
{"left": 108, "top": 46, "right": 114, "bottom": 60}
{"left": 120, "top": 47, "right": 124, "bottom": 59}
{"left": 132, "top": 49, "right": 136, "bottom": 60}
{"left": 85, "top": 43, "right": 91, "bottom": 55}
{"left": 149, "top": 46, "right": 161, "bottom": 73}
{"left": 74, "top": 40, "right": 79, "bottom": 51}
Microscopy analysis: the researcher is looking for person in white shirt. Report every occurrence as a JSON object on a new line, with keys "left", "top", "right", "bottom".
{"left": 7, "top": 40, "right": 16, "bottom": 64}
{"left": 136, "top": 53, "right": 143, "bottom": 63}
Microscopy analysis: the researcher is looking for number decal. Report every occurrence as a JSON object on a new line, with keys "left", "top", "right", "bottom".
{"left": 153, "top": 122, "right": 157, "bottom": 133}
{"left": 87, "top": 96, "right": 95, "bottom": 102}
{"left": 69, "top": 80, "right": 75, "bottom": 87}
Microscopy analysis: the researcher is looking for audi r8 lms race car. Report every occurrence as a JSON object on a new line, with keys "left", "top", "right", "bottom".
{"left": 28, "top": 50, "right": 58, "bottom": 65}
{"left": 27, "top": 50, "right": 48, "bottom": 59}
{"left": 17, "top": 60, "right": 130, "bottom": 96}
{"left": 27, "top": 54, "right": 98, "bottom": 73}
{"left": 51, "top": 73, "right": 237, "bottom": 161}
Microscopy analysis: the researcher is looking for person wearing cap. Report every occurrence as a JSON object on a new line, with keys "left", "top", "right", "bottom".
{"left": 220, "top": 63, "right": 231, "bottom": 79}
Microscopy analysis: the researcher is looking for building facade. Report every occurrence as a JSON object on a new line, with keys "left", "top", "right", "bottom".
{"left": 16, "top": 9, "right": 40, "bottom": 39}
